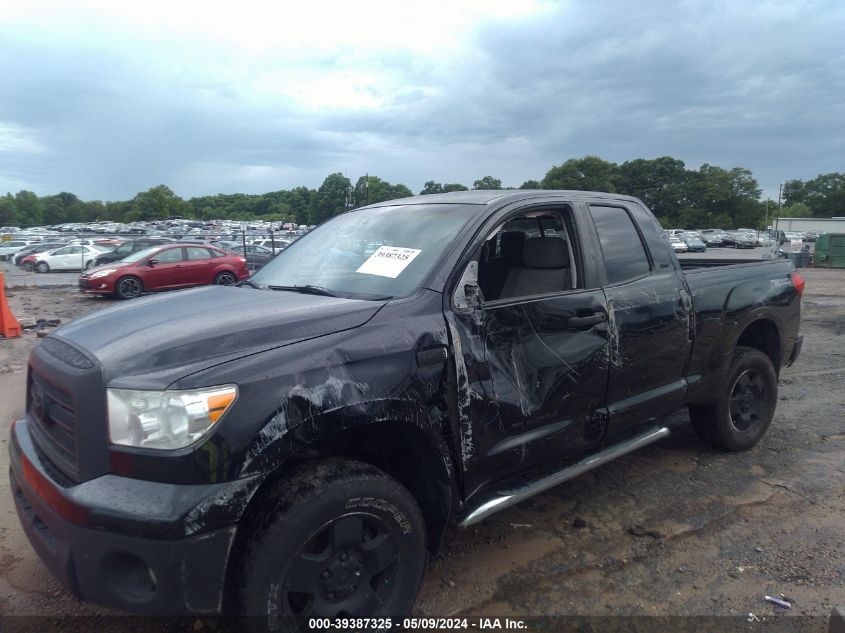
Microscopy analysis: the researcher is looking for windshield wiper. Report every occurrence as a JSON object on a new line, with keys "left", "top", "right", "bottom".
{"left": 268, "top": 284, "right": 342, "bottom": 298}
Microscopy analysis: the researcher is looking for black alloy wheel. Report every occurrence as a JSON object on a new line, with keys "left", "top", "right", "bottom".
{"left": 689, "top": 346, "right": 778, "bottom": 451}
{"left": 215, "top": 271, "right": 237, "bottom": 285}
{"left": 283, "top": 514, "right": 399, "bottom": 618}
{"left": 235, "top": 459, "right": 426, "bottom": 633}
{"left": 115, "top": 276, "right": 143, "bottom": 299}
{"left": 729, "top": 368, "right": 768, "bottom": 432}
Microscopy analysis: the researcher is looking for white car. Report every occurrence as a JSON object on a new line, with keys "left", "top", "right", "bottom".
{"left": 251, "top": 238, "right": 293, "bottom": 253}
{"left": 34, "top": 245, "right": 110, "bottom": 272}
{"left": 0, "top": 240, "right": 34, "bottom": 261}
{"left": 669, "top": 236, "right": 688, "bottom": 252}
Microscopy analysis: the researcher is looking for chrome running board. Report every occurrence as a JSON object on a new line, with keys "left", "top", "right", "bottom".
{"left": 459, "top": 425, "right": 670, "bottom": 527}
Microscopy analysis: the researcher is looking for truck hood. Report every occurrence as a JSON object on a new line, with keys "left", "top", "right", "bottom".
{"left": 52, "top": 285, "right": 385, "bottom": 388}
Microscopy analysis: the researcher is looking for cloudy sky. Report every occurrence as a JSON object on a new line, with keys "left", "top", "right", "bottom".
{"left": 1, "top": 0, "right": 843, "bottom": 202}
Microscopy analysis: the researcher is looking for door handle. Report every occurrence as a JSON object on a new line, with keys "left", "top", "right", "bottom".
{"left": 567, "top": 312, "right": 607, "bottom": 328}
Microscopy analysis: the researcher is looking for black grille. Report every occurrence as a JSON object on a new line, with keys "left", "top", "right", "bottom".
{"left": 27, "top": 370, "right": 79, "bottom": 481}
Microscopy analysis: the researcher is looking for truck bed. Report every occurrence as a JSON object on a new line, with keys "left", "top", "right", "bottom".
{"left": 677, "top": 257, "right": 774, "bottom": 269}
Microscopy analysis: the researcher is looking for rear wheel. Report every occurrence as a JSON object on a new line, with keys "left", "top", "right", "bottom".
{"left": 215, "top": 271, "right": 237, "bottom": 285}
{"left": 235, "top": 459, "right": 426, "bottom": 633}
{"left": 35, "top": 261, "right": 50, "bottom": 273}
{"left": 115, "top": 276, "right": 143, "bottom": 300}
{"left": 689, "top": 346, "right": 778, "bottom": 451}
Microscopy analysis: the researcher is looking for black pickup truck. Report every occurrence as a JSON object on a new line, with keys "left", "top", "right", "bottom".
{"left": 10, "top": 191, "right": 803, "bottom": 630}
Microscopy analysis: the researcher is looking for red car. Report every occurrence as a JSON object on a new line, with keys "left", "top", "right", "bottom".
{"left": 17, "top": 253, "right": 39, "bottom": 271}
{"left": 78, "top": 243, "right": 249, "bottom": 299}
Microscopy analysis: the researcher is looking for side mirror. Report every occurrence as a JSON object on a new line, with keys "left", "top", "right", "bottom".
{"left": 147, "top": 259, "right": 158, "bottom": 266}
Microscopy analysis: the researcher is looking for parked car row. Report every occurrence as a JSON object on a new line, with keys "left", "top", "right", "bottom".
{"left": 665, "top": 228, "right": 783, "bottom": 251}
{"left": 4, "top": 232, "right": 291, "bottom": 273}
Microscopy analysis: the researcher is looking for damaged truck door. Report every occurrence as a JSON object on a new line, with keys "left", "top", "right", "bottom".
{"left": 588, "top": 203, "right": 694, "bottom": 439}
{"left": 448, "top": 203, "right": 611, "bottom": 494}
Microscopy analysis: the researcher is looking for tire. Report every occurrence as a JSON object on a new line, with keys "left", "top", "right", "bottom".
{"left": 689, "top": 346, "right": 778, "bottom": 451}
{"left": 115, "top": 276, "right": 143, "bottom": 300}
{"left": 234, "top": 459, "right": 426, "bottom": 633}
{"left": 215, "top": 271, "right": 237, "bottom": 285}
{"left": 35, "top": 261, "right": 50, "bottom": 273}
{"left": 23, "top": 262, "right": 34, "bottom": 272}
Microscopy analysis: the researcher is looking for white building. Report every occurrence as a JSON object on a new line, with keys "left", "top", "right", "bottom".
{"left": 775, "top": 217, "right": 845, "bottom": 233}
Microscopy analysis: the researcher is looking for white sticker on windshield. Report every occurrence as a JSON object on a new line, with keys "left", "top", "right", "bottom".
{"left": 356, "top": 246, "right": 422, "bottom": 278}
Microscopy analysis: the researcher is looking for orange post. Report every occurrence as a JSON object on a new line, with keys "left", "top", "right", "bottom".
{"left": 0, "top": 272, "right": 22, "bottom": 338}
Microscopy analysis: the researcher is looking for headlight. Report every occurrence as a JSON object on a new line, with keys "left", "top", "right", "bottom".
{"left": 91, "top": 268, "right": 117, "bottom": 278}
{"left": 107, "top": 385, "right": 237, "bottom": 450}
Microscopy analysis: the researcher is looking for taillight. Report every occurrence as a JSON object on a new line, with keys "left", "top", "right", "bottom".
{"left": 791, "top": 271, "right": 805, "bottom": 297}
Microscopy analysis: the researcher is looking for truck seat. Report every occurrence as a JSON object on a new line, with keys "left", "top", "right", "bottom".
{"left": 499, "top": 237, "right": 570, "bottom": 299}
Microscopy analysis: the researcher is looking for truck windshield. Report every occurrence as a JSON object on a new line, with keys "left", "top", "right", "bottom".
{"left": 250, "top": 203, "right": 478, "bottom": 299}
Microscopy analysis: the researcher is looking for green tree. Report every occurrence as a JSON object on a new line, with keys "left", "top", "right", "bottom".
{"left": 472, "top": 176, "right": 502, "bottom": 190}
{"left": 285, "top": 186, "right": 315, "bottom": 225}
{"left": 352, "top": 176, "right": 413, "bottom": 208}
{"left": 685, "top": 165, "right": 762, "bottom": 228}
{"left": 129, "top": 185, "right": 187, "bottom": 221}
{"left": 442, "top": 183, "right": 468, "bottom": 192}
{"left": 420, "top": 181, "right": 443, "bottom": 195}
{"left": 13, "top": 190, "right": 43, "bottom": 226}
{"left": 777, "top": 202, "right": 813, "bottom": 219}
{"left": 309, "top": 173, "right": 351, "bottom": 224}
{"left": 519, "top": 180, "right": 541, "bottom": 189}
{"left": 542, "top": 156, "right": 617, "bottom": 192}
{"left": 782, "top": 179, "right": 806, "bottom": 206}
{"left": 614, "top": 157, "right": 689, "bottom": 222}
{"left": 783, "top": 173, "right": 845, "bottom": 217}
{"left": 0, "top": 194, "right": 16, "bottom": 226}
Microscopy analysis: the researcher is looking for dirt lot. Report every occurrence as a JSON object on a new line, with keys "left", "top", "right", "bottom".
{"left": 1, "top": 269, "right": 844, "bottom": 630}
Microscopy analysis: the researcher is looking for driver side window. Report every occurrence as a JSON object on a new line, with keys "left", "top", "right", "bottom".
{"left": 476, "top": 208, "right": 579, "bottom": 302}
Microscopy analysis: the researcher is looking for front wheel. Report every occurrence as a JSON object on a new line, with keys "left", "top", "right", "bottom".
{"left": 235, "top": 459, "right": 426, "bottom": 632}
{"left": 35, "top": 262, "right": 50, "bottom": 273}
{"left": 689, "top": 346, "right": 778, "bottom": 451}
{"left": 214, "top": 271, "right": 237, "bottom": 285}
{"left": 115, "top": 275, "right": 143, "bottom": 299}
{"left": 23, "top": 262, "right": 34, "bottom": 272}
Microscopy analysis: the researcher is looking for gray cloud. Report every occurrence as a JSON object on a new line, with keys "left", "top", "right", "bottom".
{"left": 1, "top": 1, "right": 843, "bottom": 201}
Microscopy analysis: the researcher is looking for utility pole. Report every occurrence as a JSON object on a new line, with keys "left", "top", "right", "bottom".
{"left": 365, "top": 172, "right": 369, "bottom": 205}
{"left": 778, "top": 183, "right": 782, "bottom": 208}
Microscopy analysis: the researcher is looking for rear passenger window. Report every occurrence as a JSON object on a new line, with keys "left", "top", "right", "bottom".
{"left": 589, "top": 205, "right": 651, "bottom": 285}
{"left": 157, "top": 248, "right": 184, "bottom": 263}
{"left": 187, "top": 247, "right": 214, "bottom": 260}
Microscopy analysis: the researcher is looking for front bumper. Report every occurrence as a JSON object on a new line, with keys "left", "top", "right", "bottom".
{"left": 78, "top": 277, "right": 115, "bottom": 294}
{"left": 9, "top": 418, "right": 262, "bottom": 615}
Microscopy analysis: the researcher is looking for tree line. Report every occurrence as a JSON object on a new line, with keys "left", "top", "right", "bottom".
{"left": 2, "top": 156, "right": 842, "bottom": 230}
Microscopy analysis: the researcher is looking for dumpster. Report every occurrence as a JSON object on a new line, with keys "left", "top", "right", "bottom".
{"left": 813, "top": 233, "right": 845, "bottom": 268}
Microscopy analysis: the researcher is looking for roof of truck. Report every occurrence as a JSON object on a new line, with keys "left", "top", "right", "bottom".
{"left": 359, "top": 189, "right": 645, "bottom": 208}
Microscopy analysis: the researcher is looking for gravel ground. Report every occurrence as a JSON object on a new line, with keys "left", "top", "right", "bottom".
{"left": 1, "top": 268, "right": 843, "bottom": 631}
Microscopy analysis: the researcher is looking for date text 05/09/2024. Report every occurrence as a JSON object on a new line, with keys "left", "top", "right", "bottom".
{"left": 307, "top": 617, "right": 528, "bottom": 630}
